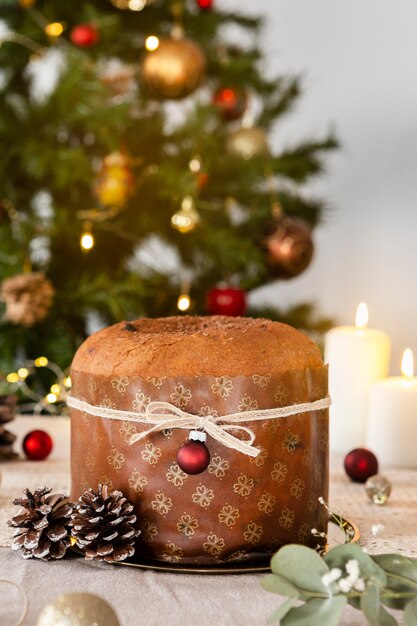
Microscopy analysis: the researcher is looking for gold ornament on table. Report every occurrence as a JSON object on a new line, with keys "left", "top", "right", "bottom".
{"left": 93, "top": 151, "right": 134, "bottom": 208}
{"left": 1, "top": 272, "right": 54, "bottom": 327}
{"left": 225, "top": 126, "right": 269, "bottom": 160}
{"left": 171, "top": 196, "right": 200, "bottom": 233}
{"left": 36, "top": 593, "right": 120, "bottom": 626}
{"left": 141, "top": 34, "right": 206, "bottom": 100}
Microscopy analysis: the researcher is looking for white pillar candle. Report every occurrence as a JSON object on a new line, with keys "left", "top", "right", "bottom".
{"left": 325, "top": 304, "right": 391, "bottom": 453}
{"left": 367, "top": 349, "right": 417, "bottom": 468}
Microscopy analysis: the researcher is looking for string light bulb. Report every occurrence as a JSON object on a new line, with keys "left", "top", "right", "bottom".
{"left": 46, "top": 392, "right": 57, "bottom": 404}
{"left": 17, "top": 368, "right": 29, "bottom": 379}
{"left": 6, "top": 373, "right": 19, "bottom": 384}
{"left": 188, "top": 157, "right": 201, "bottom": 173}
{"left": 34, "top": 356, "right": 48, "bottom": 367}
{"left": 44, "top": 22, "right": 64, "bottom": 37}
{"left": 177, "top": 294, "right": 191, "bottom": 312}
{"left": 145, "top": 35, "right": 159, "bottom": 51}
{"left": 80, "top": 231, "right": 94, "bottom": 251}
{"left": 50, "top": 383, "right": 61, "bottom": 395}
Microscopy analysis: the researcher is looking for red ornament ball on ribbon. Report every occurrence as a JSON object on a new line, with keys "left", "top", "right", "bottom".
{"left": 207, "top": 286, "right": 246, "bottom": 317}
{"left": 344, "top": 447, "right": 378, "bottom": 483}
{"left": 177, "top": 440, "right": 210, "bottom": 475}
{"left": 70, "top": 24, "right": 99, "bottom": 47}
{"left": 23, "top": 429, "right": 53, "bottom": 461}
{"left": 196, "top": 0, "right": 214, "bottom": 10}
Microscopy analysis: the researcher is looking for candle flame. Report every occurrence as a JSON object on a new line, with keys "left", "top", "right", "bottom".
{"left": 355, "top": 302, "right": 368, "bottom": 328}
{"left": 401, "top": 348, "right": 414, "bottom": 378}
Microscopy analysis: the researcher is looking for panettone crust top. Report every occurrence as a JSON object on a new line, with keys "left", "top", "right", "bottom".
{"left": 71, "top": 316, "right": 322, "bottom": 377}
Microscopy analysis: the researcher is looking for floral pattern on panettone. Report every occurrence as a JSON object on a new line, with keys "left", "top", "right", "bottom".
{"left": 70, "top": 366, "right": 329, "bottom": 564}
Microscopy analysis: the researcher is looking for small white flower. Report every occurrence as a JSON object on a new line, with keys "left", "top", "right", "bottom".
{"left": 318, "top": 496, "right": 326, "bottom": 505}
{"left": 354, "top": 578, "right": 366, "bottom": 592}
{"left": 345, "top": 559, "right": 360, "bottom": 579}
{"left": 338, "top": 578, "right": 353, "bottom": 593}
{"left": 322, "top": 568, "right": 342, "bottom": 587}
{"left": 371, "top": 523, "right": 384, "bottom": 537}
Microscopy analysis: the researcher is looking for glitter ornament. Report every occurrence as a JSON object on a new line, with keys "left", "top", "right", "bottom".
{"left": 264, "top": 217, "right": 314, "bottom": 279}
{"left": 207, "top": 286, "right": 246, "bottom": 316}
{"left": 212, "top": 87, "right": 247, "bottom": 121}
{"left": 70, "top": 24, "right": 100, "bottom": 47}
{"left": 344, "top": 448, "right": 379, "bottom": 483}
{"left": 93, "top": 151, "right": 133, "bottom": 208}
{"left": 225, "top": 126, "right": 269, "bottom": 160}
{"left": 365, "top": 475, "right": 392, "bottom": 505}
{"left": 171, "top": 196, "right": 200, "bottom": 233}
{"left": 22, "top": 429, "right": 53, "bottom": 461}
{"left": 36, "top": 593, "right": 120, "bottom": 626}
{"left": 141, "top": 36, "right": 206, "bottom": 100}
{"left": 177, "top": 431, "right": 210, "bottom": 475}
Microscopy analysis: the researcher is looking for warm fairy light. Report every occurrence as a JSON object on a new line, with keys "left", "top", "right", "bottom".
{"left": 50, "top": 383, "right": 61, "bottom": 395}
{"left": 80, "top": 232, "right": 94, "bottom": 251}
{"left": 35, "top": 356, "right": 48, "bottom": 367}
{"left": 145, "top": 35, "right": 159, "bottom": 51}
{"left": 355, "top": 302, "right": 368, "bottom": 329}
{"left": 129, "top": 0, "right": 146, "bottom": 9}
{"left": 189, "top": 158, "right": 201, "bottom": 173}
{"left": 17, "top": 367, "right": 29, "bottom": 379}
{"left": 63, "top": 376, "right": 72, "bottom": 388}
{"left": 45, "top": 22, "right": 64, "bottom": 37}
{"left": 7, "top": 372, "right": 19, "bottom": 384}
{"left": 401, "top": 348, "right": 414, "bottom": 379}
{"left": 177, "top": 294, "right": 191, "bottom": 312}
{"left": 46, "top": 392, "right": 57, "bottom": 404}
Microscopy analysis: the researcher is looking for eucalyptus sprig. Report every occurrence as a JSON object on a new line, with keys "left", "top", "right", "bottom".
{"left": 262, "top": 544, "right": 417, "bottom": 626}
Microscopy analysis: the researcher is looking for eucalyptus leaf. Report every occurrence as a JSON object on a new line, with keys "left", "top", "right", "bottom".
{"left": 267, "top": 597, "right": 298, "bottom": 624}
{"left": 324, "top": 544, "right": 387, "bottom": 587}
{"left": 373, "top": 554, "right": 417, "bottom": 585}
{"left": 271, "top": 544, "right": 330, "bottom": 595}
{"left": 281, "top": 596, "right": 347, "bottom": 626}
{"left": 404, "top": 599, "right": 417, "bottom": 626}
{"left": 261, "top": 574, "right": 300, "bottom": 597}
{"left": 360, "top": 584, "right": 397, "bottom": 626}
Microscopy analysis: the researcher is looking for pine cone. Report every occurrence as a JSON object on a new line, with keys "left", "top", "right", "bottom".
{"left": 0, "top": 395, "right": 18, "bottom": 460}
{"left": 70, "top": 484, "right": 140, "bottom": 563}
{"left": 1, "top": 271, "right": 54, "bottom": 327}
{"left": 8, "top": 487, "right": 73, "bottom": 560}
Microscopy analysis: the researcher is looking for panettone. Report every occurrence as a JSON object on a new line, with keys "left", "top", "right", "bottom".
{"left": 70, "top": 316, "right": 329, "bottom": 564}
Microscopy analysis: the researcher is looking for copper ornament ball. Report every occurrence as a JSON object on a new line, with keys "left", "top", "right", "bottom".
{"left": 225, "top": 126, "right": 269, "bottom": 160}
{"left": 141, "top": 37, "right": 206, "bottom": 100}
{"left": 264, "top": 217, "right": 314, "bottom": 279}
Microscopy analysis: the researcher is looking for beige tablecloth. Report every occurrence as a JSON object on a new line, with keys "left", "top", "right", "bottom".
{"left": 0, "top": 417, "right": 415, "bottom": 625}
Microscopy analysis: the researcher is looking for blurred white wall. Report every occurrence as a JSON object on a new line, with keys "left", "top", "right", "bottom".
{"left": 227, "top": 0, "right": 417, "bottom": 372}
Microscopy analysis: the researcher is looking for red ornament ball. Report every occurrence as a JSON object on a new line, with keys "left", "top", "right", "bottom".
{"left": 196, "top": 0, "right": 213, "bottom": 10}
{"left": 177, "top": 440, "right": 210, "bottom": 475}
{"left": 264, "top": 217, "right": 314, "bottom": 279}
{"left": 207, "top": 286, "right": 246, "bottom": 317}
{"left": 212, "top": 87, "right": 247, "bottom": 121}
{"left": 70, "top": 24, "right": 99, "bottom": 48}
{"left": 344, "top": 448, "right": 379, "bottom": 483}
{"left": 23, "top": 429, "right": 53, "bottom": 461}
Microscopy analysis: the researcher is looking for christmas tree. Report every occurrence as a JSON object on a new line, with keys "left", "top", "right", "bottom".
{"left": 0, "top": 0, "right": 337, "bottom": 373}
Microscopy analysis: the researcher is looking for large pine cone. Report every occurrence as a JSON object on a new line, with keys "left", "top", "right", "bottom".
{"left": 1, "top": 271, "right": 54, "bottom": 327}
{"left": 0, "top": 395, "right": 18, "bottom": 460}
{"left": 70, "top": 484, "right": 140, "bottom": 563}
{"left": 8, "top": 487, "right": 73, "bottom": 560}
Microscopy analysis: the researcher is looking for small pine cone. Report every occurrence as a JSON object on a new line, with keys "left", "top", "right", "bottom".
{"left": 1, "top": 271, "right": 54, "bottom": 327}
{"left": 71, "top": 484, "right": 140, "bottom": 563}
{"left": 0, "top": 395, "right": 18, "bottom": 460}
{"left": 8, "top": 487, "right": 73, "bottom": 560}
{"left": 0, "top": 394, "right": 17, "bottom": 424}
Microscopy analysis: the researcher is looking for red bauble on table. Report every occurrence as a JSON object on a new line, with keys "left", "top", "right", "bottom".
{"left": 264, "top": 216, "right": 314, "bottom": 279}
{"left": 207, "top": 286, "right": 246, "bottom": 317}
{"left": 212, "top": 87, "right": 247, "bottom": 122}
{"left": 23, "top": 429, "right": 53, "bottom": 461}
{"left": 177, "top": 432, "right": 210, "bottom": 475}
{"left": 344, "top": 448, "right": 379, "bottom": 483}
{"left": 196, "top": 0, "right": 214, "bottom": 10}
{"left": 70, "top": 24, "right": 100, "bottom": 48}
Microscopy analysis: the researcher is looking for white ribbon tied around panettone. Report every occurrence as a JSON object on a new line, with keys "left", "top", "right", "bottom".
{"left": 67, "top": 395, "right": 331, "bottom": 458}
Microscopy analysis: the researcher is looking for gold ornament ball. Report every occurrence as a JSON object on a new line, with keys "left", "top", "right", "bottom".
{"left": 141, "top": 37, "right": 206, "bottom": 100}
{"left": 36, "top": 592, "right": 120, "bottom": 626}
{"left": 225, "top": 126, "right": 269, "bottom": 160}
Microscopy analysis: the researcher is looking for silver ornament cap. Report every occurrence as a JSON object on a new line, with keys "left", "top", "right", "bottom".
{"left": 36, "top": 592, "right": 120, "bottom": 626}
